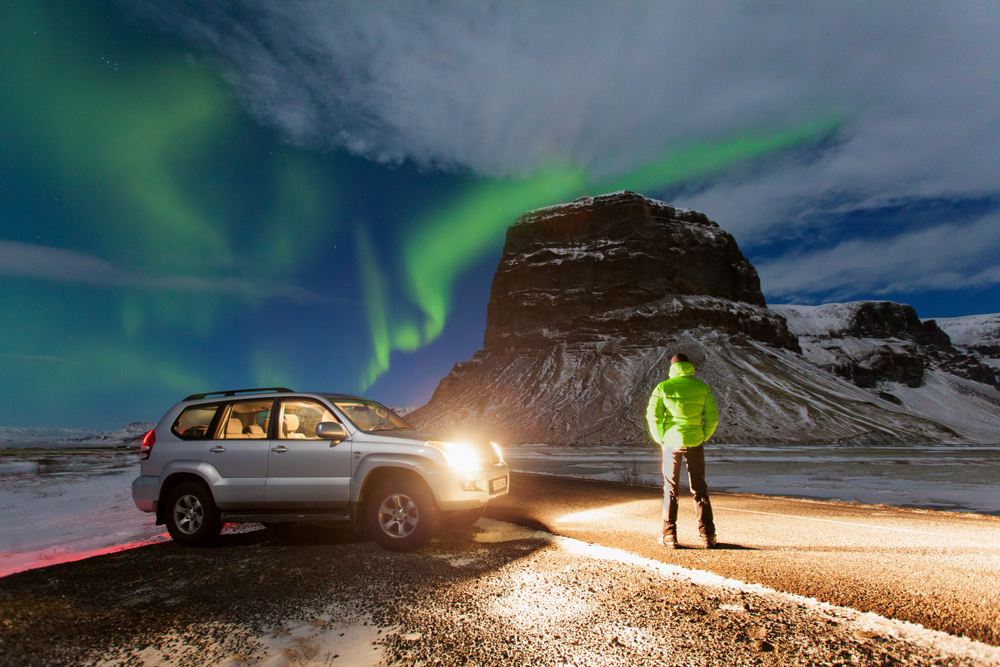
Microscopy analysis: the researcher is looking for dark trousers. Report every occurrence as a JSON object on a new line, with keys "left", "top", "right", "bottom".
{"left": 663, "top": 444, "right": 715, "bottom": 538}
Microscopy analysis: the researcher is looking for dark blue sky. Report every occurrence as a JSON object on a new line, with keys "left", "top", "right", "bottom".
{"left": 2, "top": 1, "right": 999, "bottom": 428}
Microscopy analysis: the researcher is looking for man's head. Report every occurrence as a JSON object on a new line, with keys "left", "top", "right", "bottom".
{"left": 671, "top": 353, "right": 689, "bottom": 365}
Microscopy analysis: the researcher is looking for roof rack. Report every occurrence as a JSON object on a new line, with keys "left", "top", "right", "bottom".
{"left": 183, "top": 387, "right": 294, "bottom": 401}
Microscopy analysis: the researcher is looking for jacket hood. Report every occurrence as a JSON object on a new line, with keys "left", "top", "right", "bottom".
{"left": 669, "top": 361, "right": 696, "bottom": 378}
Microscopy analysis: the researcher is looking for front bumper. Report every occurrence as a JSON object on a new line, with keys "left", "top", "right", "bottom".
{"left": 132, "top": 475, "right": 159, "bottom": 513}
{"left": 420, "top": 462, "right": 510, "bottom": 511}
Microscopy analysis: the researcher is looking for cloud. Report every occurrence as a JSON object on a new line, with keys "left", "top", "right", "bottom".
{"left": 123, "top": 2, "right": 1000, "bottom": 185}
{"left": 0, "top": 241, "right": 331, "bottom": 304}
{"left": 757, "top": 212, "right": 1000, "bottom": 301}
{"left": 120, "top": 0, "right": 1000, "bottom": 311}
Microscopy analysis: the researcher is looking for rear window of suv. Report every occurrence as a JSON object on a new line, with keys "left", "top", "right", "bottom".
{"left": 171, "top": 404, "right": 220, "bottom": 439}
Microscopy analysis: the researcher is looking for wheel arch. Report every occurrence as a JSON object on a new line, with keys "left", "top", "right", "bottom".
{"left": 353, "top": 462, "right": 438, "bottom": 527}
{"left": 155, "top": 469, "right": 216, "bottom": 525}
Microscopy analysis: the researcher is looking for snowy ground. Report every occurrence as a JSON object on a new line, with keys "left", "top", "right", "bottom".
{"left": 0, "top": 449, "right": 168, "bottom": 577}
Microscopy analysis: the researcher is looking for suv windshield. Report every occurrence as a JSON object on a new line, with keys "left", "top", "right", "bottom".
{"left": 331, "top": 399, "right": 414, "bottom": 433}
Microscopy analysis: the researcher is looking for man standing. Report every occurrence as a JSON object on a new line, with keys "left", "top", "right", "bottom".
{"left": 646, "top": 353, "right": 719, "bottom": 549}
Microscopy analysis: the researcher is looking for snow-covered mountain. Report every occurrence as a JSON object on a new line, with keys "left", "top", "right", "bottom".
{"left": 409, "top": 192, "right": 978, "bottom": 446}
{"left": 0, "top": 422, "right": 155, "bottom": 448}
{"left": 772, "top": 302, "right": 1000, "bottom": 443}
{"left": 934, "top": 313, "right": 1000, "bottom": 367}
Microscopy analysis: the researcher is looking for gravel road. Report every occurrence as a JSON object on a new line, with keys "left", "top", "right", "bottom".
{"left": 487, "top": 474, "right": 1000, "bottom": 647}
{"left": 1, "top": 475, "right": 998, "bottom": 666}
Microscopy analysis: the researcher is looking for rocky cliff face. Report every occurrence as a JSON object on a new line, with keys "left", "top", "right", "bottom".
{"left": 483, "top": 192, "right": 798, "bottom": 351}
{"left": 409, "top": 192, "right": 964, "bottom": 446}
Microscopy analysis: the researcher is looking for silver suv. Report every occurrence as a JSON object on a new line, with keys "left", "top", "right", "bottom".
{"left": 132, "top": 388, "right": 509, "bottom": 552}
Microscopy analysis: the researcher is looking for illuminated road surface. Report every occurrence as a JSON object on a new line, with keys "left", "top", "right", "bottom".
{"left": 487, "top": 473, "right": 1000, "bottom": 647}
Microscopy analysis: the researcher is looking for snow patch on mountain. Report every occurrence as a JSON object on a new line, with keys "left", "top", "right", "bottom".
{"left": 773, "top": 302, "right": 872, "bottom": 337}
{"left": 519, "top": 191, "right": 696, "bottom": 222}
{"left": 933, "top": 313, "right": 1000, "bottom": 348}
{"left": 879, "top": 370, "right": 1000, "bottom": 443}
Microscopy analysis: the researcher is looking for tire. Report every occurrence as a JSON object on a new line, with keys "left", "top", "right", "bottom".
{"left": 366, "top": 477, "right": 440, "bottom": 552}
{"left": 445, "top": 507, "right": 484, "bottom": 529}
{"left": 165, "top": 481, "right": 222, "bottom": 547}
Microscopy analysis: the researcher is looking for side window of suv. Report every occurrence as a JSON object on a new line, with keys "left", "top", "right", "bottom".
{"left": 171, "top": 404, "right": 220, "bottom": 440}
{"left": 221, "top": 400, "right": 274, "bottom": 439}
{"left": 278, "top": 400, "right": 338, "bottom": 440}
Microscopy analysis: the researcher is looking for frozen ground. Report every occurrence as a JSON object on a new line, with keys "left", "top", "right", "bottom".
{"left": 504, "top": 442, "right": 1000, "bottom": 515}
{"left": 0, "top": 449, "right": 168, "bottom": 577}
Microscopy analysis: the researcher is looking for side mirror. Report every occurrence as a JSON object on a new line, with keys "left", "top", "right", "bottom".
{"left": 316, "top": 422, "right": 348, "bottom": 442}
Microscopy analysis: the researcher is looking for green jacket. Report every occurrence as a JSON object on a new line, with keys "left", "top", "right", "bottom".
{"left": 646, "top": 361, "right": 719, "bottom": 450}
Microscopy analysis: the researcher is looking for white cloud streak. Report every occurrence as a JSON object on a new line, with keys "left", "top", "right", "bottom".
{"left": 121, "top": 0, "right": 1000, "bottom": 298}
{"left": 123, "top": 2, "right": 1000, "bottom": 179}
{"left": 758, "top": 212, "right": 1000, "bottom": 301}
{"left": 0, "top": 241, "right": 330, "bottom": 304}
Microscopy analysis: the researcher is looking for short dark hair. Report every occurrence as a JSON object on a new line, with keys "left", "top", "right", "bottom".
{"left": 671, "top": 353, "right": 690, "bottom": 364}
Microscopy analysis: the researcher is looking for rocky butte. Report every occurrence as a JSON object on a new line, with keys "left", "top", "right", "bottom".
{"left": 408, "top": 191, "right": 967, "bottom": 446}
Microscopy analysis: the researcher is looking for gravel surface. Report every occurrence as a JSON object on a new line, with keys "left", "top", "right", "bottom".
{"left": 487, "top": 474, "right": 1000, "bottom": 648}
{"left": 1, "top": 520, "right": 995, "bottom": 667}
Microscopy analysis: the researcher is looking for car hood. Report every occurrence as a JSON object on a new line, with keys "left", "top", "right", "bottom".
{"left": 359, "top": 429, "right": 490, "bottom": 447}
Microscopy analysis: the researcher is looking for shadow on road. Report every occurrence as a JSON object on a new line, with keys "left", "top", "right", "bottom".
{"left": 708, "top": 542, "right": 755, "bottom": 551}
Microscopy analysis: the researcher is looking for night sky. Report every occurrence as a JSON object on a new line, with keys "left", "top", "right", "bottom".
{"left": 3, "top": 1, "right": 999, "bottom": 428}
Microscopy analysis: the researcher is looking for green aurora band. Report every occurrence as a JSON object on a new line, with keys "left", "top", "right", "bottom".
{"left": 1, "top": 0, "right": 338, "bottom": 404}
{"left": 361, "top": 120, "right": 836, "bottom": 389}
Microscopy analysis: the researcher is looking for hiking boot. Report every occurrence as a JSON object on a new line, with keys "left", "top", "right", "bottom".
{"left": 704, "top": 534, "right": 718, "bottom": 549}
{"left": 658, "top": 534, "right": 678, "bottom": 549}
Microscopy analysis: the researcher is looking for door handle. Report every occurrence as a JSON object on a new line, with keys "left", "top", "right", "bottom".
{"left": 210, "top": 446, "right": 226, "bottom": 454}
{"left": 270, "top": 445, "right": 289, "bottom": 453}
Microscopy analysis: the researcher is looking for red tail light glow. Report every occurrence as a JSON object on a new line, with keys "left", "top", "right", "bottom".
{"left": 139, "top": 430, "right": 155, "bottom": 460}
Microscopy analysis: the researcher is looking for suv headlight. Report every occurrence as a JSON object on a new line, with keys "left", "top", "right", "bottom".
{"left": 425, "top": 441, "right": 482, "bottom": 473}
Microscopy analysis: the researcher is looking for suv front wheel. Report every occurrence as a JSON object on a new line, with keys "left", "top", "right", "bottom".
{"left": 367, "top": 477, "right": 440, "bottom": 552}
{"left": 165, "top": 481, "right": 222, "bottom": 547}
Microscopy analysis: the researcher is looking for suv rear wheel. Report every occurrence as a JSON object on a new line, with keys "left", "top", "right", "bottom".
{"left": 367, "top": 478, "right": 440, "bottom": 552}
{"left": 165, "top": 481, "right": 222, "bottom": 546}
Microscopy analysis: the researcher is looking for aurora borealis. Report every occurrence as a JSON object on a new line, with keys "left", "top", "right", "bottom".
{"left": 3, "top": 1, "right": 1000, "bottom": 428}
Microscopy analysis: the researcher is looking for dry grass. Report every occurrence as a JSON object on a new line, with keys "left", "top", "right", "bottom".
{"left": 613, "top": 457, "right": 654, "bottom": 485}
{"left": 34, "top": 459, "right": 70, "bottom": 474}
{"left": 108, "top": 454, "right": 134, "bottom": 469}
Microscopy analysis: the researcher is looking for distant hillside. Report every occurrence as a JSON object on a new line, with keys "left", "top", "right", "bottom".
{"left": 773, "top": 302, "right": 1000, "bottom": 443}
{"left": 0, "top": 422, "right": 155, "bottom": 448}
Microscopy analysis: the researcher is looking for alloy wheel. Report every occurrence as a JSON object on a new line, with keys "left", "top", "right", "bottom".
{"left": 377, "top": 493, "right": 419, "bottom": 538}
{"left": 173, "top": 494, "right": 204, "bottom": 535}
